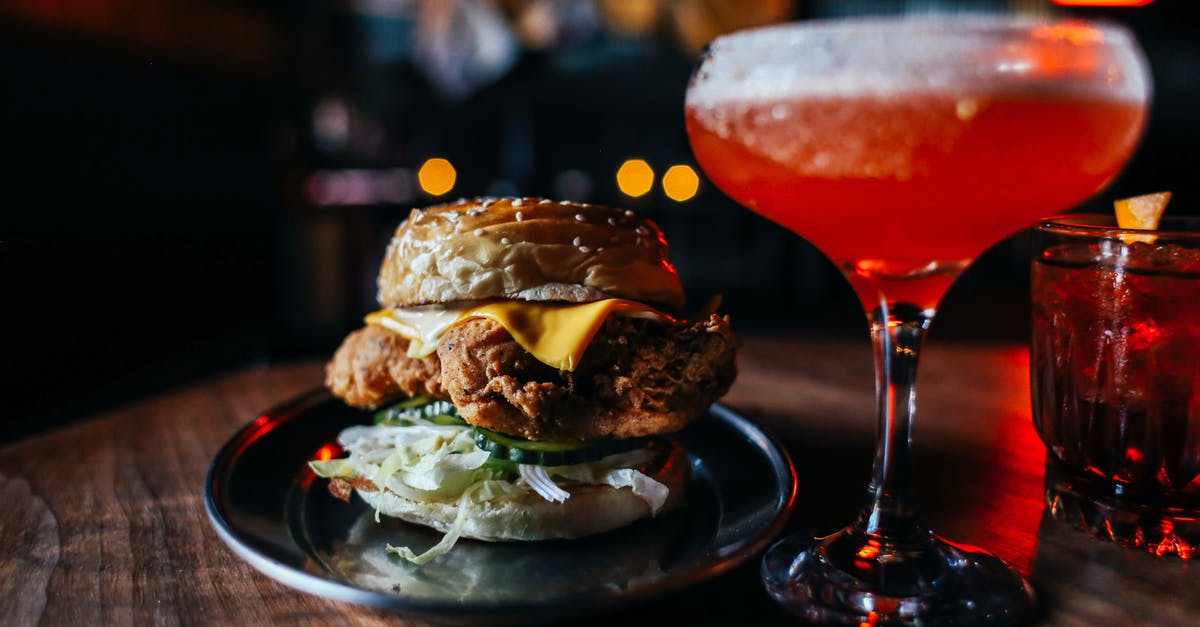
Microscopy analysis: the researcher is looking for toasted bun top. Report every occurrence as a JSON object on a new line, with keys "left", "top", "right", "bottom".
{"left": 377, "top": 198, "right": 685, "bottom": 310}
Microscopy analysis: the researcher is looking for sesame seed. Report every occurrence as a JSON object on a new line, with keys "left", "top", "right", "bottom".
{"left": 560, "top": 200, "right": 570, "bottom": 205}
{"left": 635, "top": 226, "right": 649, "bottom": 235}
{"left": 575, "top": 214, "right": 585, "bottom": 222}
{"left": 624, "top": 210, "right": 634, "bottom": 217}
{"left": 607, "top": 217, "right": 616, "bottom": 226}
{"left": 572, "top": 236, "right": 582, "bottom": 246}
{"left": 515, "top": 211, "right": 524, "bottom": 221}
{"left": 501, "top": 237, "right": 511, "bottom": 245}
{"left": 578, "top": 246, "right": 591, "bottom": 253}
{"left": 539, "top": 199, "right": 551, "bottom": 205}
{"left": 456, "top": 198, "right": 468, "bottom": 205}
{"left": 466, "top": 207, "right": 485, "bottom": 216}
{"left": 512, "top": 199, "right": 524, "bottom": 207}
{"left": 413, "top": 213, "right": 423, "bottom": 223}
{"left": 596, "top": 246, "right": 604, "bottom": 252}
{"left": 474, "top": 228, "right": 484, "bottom": 236}
{"left": 482, "top": 198, "right": 495, "bottom": 208}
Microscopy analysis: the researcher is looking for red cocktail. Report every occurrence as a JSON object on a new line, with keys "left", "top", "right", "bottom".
{"left": 687, "top": 94, "right": 1144, "bottom": 308}
{"left": 1033, "top": 216, "right": 1200, "bottom": 558}
{"left": 686, "top": 17, "right": 1150, "bottom": 623}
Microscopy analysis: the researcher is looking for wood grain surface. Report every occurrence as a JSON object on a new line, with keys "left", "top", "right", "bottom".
{"left": 1, "top": 336, "right": 1197, "bottom": 626}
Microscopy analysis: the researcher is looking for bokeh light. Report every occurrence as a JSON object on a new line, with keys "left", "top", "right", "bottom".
{"left": 662, "top": 164, "right": 699, "bottom": 202}
{"left": 303, "top": 168, "right": 413, "bottom": 206}
{"left": 418, "top": 158, "right": 457, "bottom": 196}
{"left": 616, "top": 158, "right": 654, "bottom": 197}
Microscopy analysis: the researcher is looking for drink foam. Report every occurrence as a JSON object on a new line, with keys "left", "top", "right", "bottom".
{"left": 685, "top": 16, "right": 1149, "bottom": 106}
{"left": 685, "top": 16, "right": 1149, "bottom": 181}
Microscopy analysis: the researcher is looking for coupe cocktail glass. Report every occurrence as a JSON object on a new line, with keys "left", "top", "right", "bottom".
{"left": 686, "top": 17, "right": 1149, "bottom": 623}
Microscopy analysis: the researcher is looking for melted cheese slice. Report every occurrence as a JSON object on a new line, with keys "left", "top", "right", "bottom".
{"left": 365, "top": 299, "right": 671, "bottom": 371}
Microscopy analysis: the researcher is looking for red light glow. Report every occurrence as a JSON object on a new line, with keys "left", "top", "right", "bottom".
{"left": 978, "top": 348, "right": 1046, "bottom": 574}
{"left": 314, "top": 444, "right": 338, "bottom": 462}
{"left": 855, "top": 540, "right": 881, "bottom": 560}
{"left": 1031, "top": 23, "right": 1105, "bottom": 46}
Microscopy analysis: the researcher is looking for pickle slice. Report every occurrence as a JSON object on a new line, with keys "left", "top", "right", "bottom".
{"left": 374, "top": 399, "right": 465, "bottom": 426}
{"left": 472, "top": 427, "right": 643, "bottom": 466}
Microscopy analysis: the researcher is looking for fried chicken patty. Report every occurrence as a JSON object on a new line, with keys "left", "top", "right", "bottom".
{"left": 325, "top": 325, "right": 446, "bottom": 408}
{"left": 439, "top": 314, "right": 738, "bottom": 441}
{"left": 326, "top": 314, "right": 738, "bottom": 440}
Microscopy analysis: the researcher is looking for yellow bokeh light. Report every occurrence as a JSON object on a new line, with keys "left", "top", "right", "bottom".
{"left": 616, "top": 159, "right": 654, "bottom": 198}
{"left": 662, "top": 164, "right": 699, "bottom": 202}
{"left": 418, "top": 158, "right": 456, "bottom": 196}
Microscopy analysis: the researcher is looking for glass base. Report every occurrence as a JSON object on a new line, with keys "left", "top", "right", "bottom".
{"left": 762, "top": 529, "right": 1034, "bottom": 625}
{"left": 1045, "top": 458, "right": 1199, "bottom": 559}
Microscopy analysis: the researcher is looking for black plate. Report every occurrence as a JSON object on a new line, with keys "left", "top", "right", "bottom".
{"left": 205, "top": 390, "right": 796, "bottom": 623}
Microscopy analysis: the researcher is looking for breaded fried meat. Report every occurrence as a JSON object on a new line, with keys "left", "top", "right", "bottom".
{"left": 325, "top": 314, "right": 738, "bottom": 440}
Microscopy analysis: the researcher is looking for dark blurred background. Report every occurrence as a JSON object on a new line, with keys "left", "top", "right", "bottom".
{"left": 3, "top": 0, "right": 1197, "bottom": 442}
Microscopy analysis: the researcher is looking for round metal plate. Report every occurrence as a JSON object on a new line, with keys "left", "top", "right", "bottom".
{"left": 205, "top": 390, "right": 795, "bottom": 623}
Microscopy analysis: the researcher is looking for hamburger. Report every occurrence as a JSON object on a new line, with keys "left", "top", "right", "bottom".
{"left": 310, "top": 197, "right": 738, "bottom": 563}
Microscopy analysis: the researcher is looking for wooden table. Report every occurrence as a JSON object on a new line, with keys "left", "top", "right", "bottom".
{"left": 2, "top": 336, "right": 1197, "bottom": 625}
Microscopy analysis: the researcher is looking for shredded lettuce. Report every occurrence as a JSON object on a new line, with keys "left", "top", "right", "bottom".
{"left": 319, "top": 421, "right": 673, "bottom": 563}
{"left": 371, "top": 449, "right": 409, "bottom": 522}
{"left": 307, "top": 459, "right": 355, "bottom": 478}
{"left": 386, "top": 481, "right": 482, "bottom": 564}
{"left": 385, "top": 480, "right": 517, "bottom": 564}
{"left": 599, "top": 469, "right": 669, "bottom": 514}
{"left": 547, "top": 463, "right": 670, "bottom": 514}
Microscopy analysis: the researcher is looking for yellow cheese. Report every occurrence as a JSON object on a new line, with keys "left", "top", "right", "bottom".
{"left": 365, "top": 299, "right": 671, "bottom": 371}
{"left": 365, "top": 307, "right": 463, "bottom": 359}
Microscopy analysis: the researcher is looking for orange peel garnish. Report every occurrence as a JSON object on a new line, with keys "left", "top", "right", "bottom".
{"left": 1115, "top": 191, "right": 1171, "bottom": 244}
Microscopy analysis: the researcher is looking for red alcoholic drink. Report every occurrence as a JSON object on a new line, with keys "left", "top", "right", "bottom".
{"left": 1032, "top": 217, "right": 1200, "bottom": 557}
{"left": 687, "top": 93, "right": 1145, "bottom": 309}
{"left": 689, "top": 18, "right": 1153, "bottom": 621}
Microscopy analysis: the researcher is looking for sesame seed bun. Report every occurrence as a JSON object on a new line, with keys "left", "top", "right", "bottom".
{"left": 376, "top": 197, "right": 686, "bottom": 311}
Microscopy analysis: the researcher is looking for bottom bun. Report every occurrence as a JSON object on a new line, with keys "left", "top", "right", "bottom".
{"left": 356, "top": 441, "right": 689, "bottom": 542}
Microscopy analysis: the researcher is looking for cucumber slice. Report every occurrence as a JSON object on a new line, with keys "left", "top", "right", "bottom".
{"left": 472, "top": 427, "right": 643, "bottom": 466}
{"left": 474, "top": 428, "right": 593, "bottom": 452}
{"left": 429, "top": 413, "right": 466, "bottom": 426}
{"left": 395, "top": 395, "right": 433, "bottom": 409}
{"left": 480, "top": 457, "right": 519, "bottom": 480}
{"left": 373, "top": 411, "right": 415, "bottom": 427}
{"left": 374, "top": 398, "right": 465, "bottom": 426}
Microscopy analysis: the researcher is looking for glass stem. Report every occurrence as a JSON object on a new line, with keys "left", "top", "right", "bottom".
{"left": 856, "top": 302, "right": 933, "bottom": 541}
